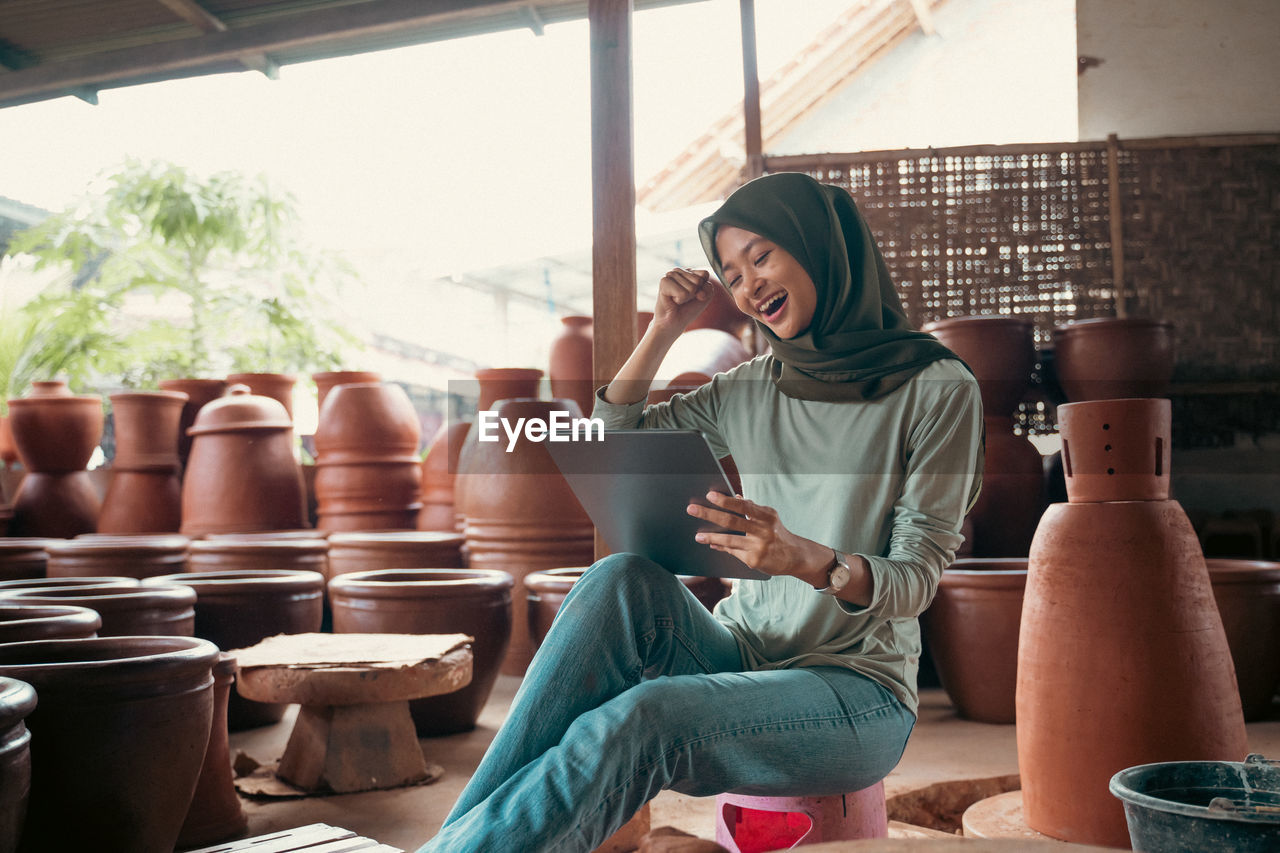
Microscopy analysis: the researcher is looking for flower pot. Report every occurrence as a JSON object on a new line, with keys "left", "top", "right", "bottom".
{"left": 0, "top": 635, "right": 219, "bottom": 853}
{"left": 188, "top": 536, "right": 328, "bottom": 575}
{"left": 46, "top": 534, "right": 190, "bottom": 580}
{"left": 1207, "top": 559, "right": 1280, "bottom": 721}
{"left": 6, "top": 472, "right": 100, "bottom": 538}
{"left": 26, "top": 380, "right": 70, "bottom": 397}
{"left": 176, "top": 653, "right": 247, "bottom": 848}
{"left": 99, "top": 391, "right": 187, "bottom": 534}
{"left": 7, "top": 394, "right": 103, "bottom": 538}
{"left": 0, "top": 604, "right": 100, "bottom": 642}
{"left": 327, "top": 531, "right": 465, "bottom": 582}
{"left": 312, "top": 370, "right": 381, "bottom": 412}
{"left": 225, "top": 372, "right": 296, "bottom": 421}
{"left": 967, "top": 418, "right": 1044, "bottom": 557}
{"left": 1051, "top": 318, "right": 1175, "bottom": 401}
{"left": 0, "top": 539, "right": 51, "bottom": 583}
{"left": 418, "top": 421, "right": 471, "bottom": 532}
{"left": 159, "top": 378, "right": 228, "bottom": 473}
{"left": 329, "top": 568, "right": 514, "bottom": 735}
{"left": 0, "top": 583, "right": 196, "bottom": 637}
{"left": 0, "top": 676, "right": 36, "bottom": 853}
{"left": 922, "top": 315, "right": 1036, "bottom": 418}
{"left": 98, "top": 470, "right": 185, "bottom": 533}
{"left": 549, "top": 315, "right": 596, "bottom": 419}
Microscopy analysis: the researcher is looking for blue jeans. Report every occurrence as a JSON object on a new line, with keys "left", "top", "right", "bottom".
{"left": 418, "top": 554, "right": 914, "bottom": 853}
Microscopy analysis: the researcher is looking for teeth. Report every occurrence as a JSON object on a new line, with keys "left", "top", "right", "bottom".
{"left": 761, "top": 294, "right": 785, "bottom": 315}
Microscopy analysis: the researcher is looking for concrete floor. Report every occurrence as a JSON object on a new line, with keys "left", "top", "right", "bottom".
{"left": 227, "top": 680, "right": 1280, "bottom": 852}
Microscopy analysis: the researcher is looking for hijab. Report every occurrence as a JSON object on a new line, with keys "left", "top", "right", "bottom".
{"left": 698, "top": 172, "right": 963, "bottom": 402}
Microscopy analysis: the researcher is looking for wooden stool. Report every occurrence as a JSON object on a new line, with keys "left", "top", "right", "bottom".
{"left": 186, "top": 822, "right": 400, "bottom": 852}
{"left": 234, "top": 633, "right": 472, "bottom": 794}
{"left": 715, "top": 782, "right": 888, "bottom": 851}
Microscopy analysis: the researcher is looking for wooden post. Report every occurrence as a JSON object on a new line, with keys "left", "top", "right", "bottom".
{"left": 1106, "top": 133, "right": 1127, "bottom": 318}
{"left": 740, "top": 0, "right": 764, "bottom": 182}
{"left": 589, "top": 0, "right": 636, "bottom": 560}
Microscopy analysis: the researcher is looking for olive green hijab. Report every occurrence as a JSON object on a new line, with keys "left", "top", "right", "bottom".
{"left": 699, "top": 172, "right": 961, "bottom": 402}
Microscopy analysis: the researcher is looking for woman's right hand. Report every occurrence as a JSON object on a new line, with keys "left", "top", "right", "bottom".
{"left": 650, "top": 268, "right": 714, "bottom": 340}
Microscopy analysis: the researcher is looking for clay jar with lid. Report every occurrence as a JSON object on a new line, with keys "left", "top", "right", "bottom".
{"left": 418, "top": 421, "right": 471, "bottom": 532}
{"left": 6, "top": 390, "right": 103, "bottom": 538}
{"left": 1016, "top": 397, "right": 1247, "bottom": 847}
{"left": 314, "top": 382, "right": 422, "bottom": 532}
{"left": 0, "top": 676, "right": 36, "bottom": 853}
{"left": 176, "top": 652, "right": 247, "bottom": 848}
{"left": 0, "top": 539, "right": 51, "bottom": 583}
{"left": 0, "top": 604, "right": 100, "bottom": 642}
{"left": 329, "top": 568, "right": 514, "bottom": 735}
{"left": 1051, "top": 317, "right": 1175, "bottom": 401}
{"left": 159, "top": 378, "right": 227, "bottom": 472}
{"left": 181, "top": 385, "right": 306, "bottom": 535}
{"left": 99, "top": 390, "right": 188, "bottom": 534}
{"left": 0, "top": 635, "right": 219, "bottom": 853}
{"left": 46, "top": 534, "right": 189, "bottom": 580}
{"left": 0, "top": 583, "right": 196, "bottom": 637}
{"left": 327, "top": 530, "right": 465, "bottom": 582}
{"left": 143, "top": 569, "right": 324, "bottom": 730}
{"left": 548, "top": 316, "right": 596, "bottom": 419}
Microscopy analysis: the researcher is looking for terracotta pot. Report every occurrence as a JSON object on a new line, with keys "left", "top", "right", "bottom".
{"left": 26, "top": 380, "right": 70, "bottom": 397}
{"left": 419, "top": 421, "right": 471, "bottom": 532}
{"left": 7, "top": 393, "right": 103, "bottom": 538}
{"left": 46, "top": 534, "right": 189, "bottom": 580}
{"left": 655, "top": 329, "right": 751, "bottom": 389}
{"left": 0, "top": 575, "right": 138, "bottom": 594}
{"left": 920, "top": 559, "right": 1026, "bottom": 724}
{"left": 454, "top": 368, "right": 544, "bottom": 525}
{"left": 329, "top": 568, "right": 514, "bottom": 735}
{"left": 686, "top": 284, "right": 749, "bottom": 337}
{"left": 1016, "top": 398, "right": 1246, "bottom": 847}
{"left": 0, "top": 415, "right": 17, "bottom": 466}
{"left": 143, "top": 569, "right": 324, "bottom": 731}
{"left": 314, "top": 461, "right": 423, "bottom": 532}
{"left": 461, "top": 397, "right": 594, "bottom": 675}
{"left": 312, "top": 370, "right": 381, "bottom": 412}
{"left": 0, "top": 676, "right": 35, "bottom": 853}
{"left": 99, "top": 391, "right": 187, "bottom": 534}
{"left": 205, "top": 529, "right": 328, "bottom": 541}
{"left": 1051, "top": 317, "right": 1175, "bottom": 401}
{"left": 0, "top": 539, "right": 51, "bottom": 583}
{"left": 549, "top": 315, "right": 596, "bottom": 419}
{"left": 176, "top": 653, "right": 247, "bottom": 848}
{"left": 225, "top": 372, "right": 296, "bottom": 420}
{"left": 181, "top": 386, "right": 307, "bottom": 536}
{"left": 6, "top": 472, "right": 100, "bottom": 538}
{"left": 188, "top": 537, "right": 328, "bottom": 575}
{"left": 98, "top": 470, "right": 184, "bottom": 533}
{"left": 967, "top": 418, "right": 1044, "bottom": 557}
{"left": 159, "top": 378, "right": 228, "bottom": 472}
{"left": 922, "top": 315, "right": 1035, "bottom": 417}
{"left": 0, "top": 635, "right": 219, "bottom": 853}
{"left": 0, "top": 604, "right": 100, "bottom": 642}
{"left": 0, "top": 583, "right": 196, "bottom": 637}
{"left": 1207, "top": 558, "right": 1280, "bottom": 721}
{"left": 327, "top": 531, "right": 465, "bottom": 582}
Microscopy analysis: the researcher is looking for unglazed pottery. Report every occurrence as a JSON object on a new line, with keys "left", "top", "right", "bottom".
{"left": 176, "top": 652, "right": 247, "bottom": 848}
{"left": 548, "top": 315, "right": 596, "bottom": 419}
{"left": 0, "top": 583, "right": 196, "bottom": 637}
{"left": 0, "top": 676, "right": 35, "bottom": 853}
{"left": 418, "top": 421, "right": 471, "bottom": 532}
{"left": 99, "top": 391, "right": 187, "bottom": 534}
{"left": 329, "top": 568, "right": 514, "bottom": 734}
{"left": 0, "top": 539, "right": 52, "bottom": 583}
{"left": 225, "top": 372, "right": 296, "bottom": 420}
{"left": 923, "top": 315, "right": 1036, "bottom": 417}
{"left": 0, "top": 636, "right": 218, "bottom": 853}
{"left": 968, "top": 419, "right": 1044, "bottom": 557}
{"left": 452, "top": 368, "right": 544, "bottom": 526}
{"left": 1051, "top": 317, "right": 1175, "bottom": 401}
{"left": 0, "top": 415, "right": 18, "bottom": 465}
{"left": 1207, "top": 558, "right": 1280, "bottom": 720}
{"left": 46, "top": 534, "right": 190, "bottom": 579}
{"left": 326, "top": 531, "right": 465, "bottom": 582}
{"left": 0, "top": 604, "right": 100, "bottom": 642}
{"left": 187, "top": 536, "right": 328, "bottom": 575}
{"left": 7, "top": 392, "right": 103, "bottom": 537}
{"left": 312, "top": 370, "right": 381, "bottom": 411}
{"left": 0, "top": 575, "right": 139, "bottom": 594}
{"left": 158, "top": 378, "right": 227, "bottom": 472}
{"left": 1016, "top": 397, "right": 1247, "bottom": 847}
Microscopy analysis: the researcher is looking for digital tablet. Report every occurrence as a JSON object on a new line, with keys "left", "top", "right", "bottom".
{"left": 547, "top": 429, "right": 771, "bottom": 581}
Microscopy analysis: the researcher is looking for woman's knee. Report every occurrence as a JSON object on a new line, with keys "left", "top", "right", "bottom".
{"left": 571, "top": 553, "right": 684, "bottom": 604}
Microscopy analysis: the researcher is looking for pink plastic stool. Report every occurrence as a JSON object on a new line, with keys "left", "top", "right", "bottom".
{"left": 714, "top": 782, "right": 888, "bottom": 853}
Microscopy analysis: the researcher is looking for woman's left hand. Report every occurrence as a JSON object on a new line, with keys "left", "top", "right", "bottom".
{"left": 688, "top": 491, "right": 832, "bottom": 583}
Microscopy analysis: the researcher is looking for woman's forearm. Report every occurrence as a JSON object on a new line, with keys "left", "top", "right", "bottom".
{"left": 602, "top": 323, "right": 682, "bottom": 405}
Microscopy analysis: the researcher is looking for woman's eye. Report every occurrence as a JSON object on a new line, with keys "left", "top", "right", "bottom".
{"left": 728, "top": 276, "right": 742, "bottom": 289}
{"left": 754, "top": 251, "right": 771, "bottom": 266}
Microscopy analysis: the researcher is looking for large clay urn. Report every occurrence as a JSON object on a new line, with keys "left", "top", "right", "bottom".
{"left": 176, "top": 652, "right": 247, "bottom": 848}
{"left": 967, "top": 419, "right": 1044, "bottom": 557}
{"left": 0, "top": 604, "right": 100, "bottom": 642}
{"left": 453, "top": 367, "right": 543, "bottom": 526}
{"left": 46, "top": 534, "right": 189, "bottom": 579}
{"left": 1016, "top": 397, "right": 1247, "bottom": 847}
{"left": 0, "top": 539, "right": 51, "bottom": 583}
{"left": 0, "top": 583, "right": 196, "bottom": 637}
{"left": 188, "top": 536, "right": 328, "bottom": 576}
{"left": 923, "top": 315, "right": 1036, "bottom": 417}
{"left": 461, "top": 397, "right": 595, "bottom": 675}
{"left": 6, "top": 391, "right": 103, "bottom": 538}
{"left": 99, "top": 390, "right": 187, "bottom": 533}
{"left": 1207, "top": 559, "right": 1280, "bottom": 721}
{"left": 181, "top": 385, "right": 306, "bottom": 536}
{"left": 0, "top": 676, "right": 36, "bottom": 853}
{"left": 418, "top": 421, "right": 471, "bottom": 532}
{"left": 225, "top": 372, "right": 296, "bottom": 420}
{"left": 1051, "top": 317, "right": 1175, "bottom": 401}
{"left": 327, "top": 531, "right": 465, "bottom": 582}
{"left": 549, "top": 315, "right": 596, "bottom": 419}
{"left": 312, "top": 370, "right": 381, "bottom": 412}
{"left": 329, "top": 568, "right": 514, "bottom": 735}
{"left": 158, "top": 378, "right": 227, "bottom": 473}
{"left": 0, "top": 635, "right": 219, "bottom": 853}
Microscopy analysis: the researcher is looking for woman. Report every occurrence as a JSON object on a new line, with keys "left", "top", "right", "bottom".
{"left": 420, "top": 172, "right": 983, "bottom": 853}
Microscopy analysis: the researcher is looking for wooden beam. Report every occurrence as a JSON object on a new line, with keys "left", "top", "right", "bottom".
{"left": 153, "top": 0, "right": 280, "bottom": 78}
{"left": 739, "top": 0, "right": 763, "bottom": 181}
{"left": 1106, "top": 133, "right": 1127, "bottom": 318}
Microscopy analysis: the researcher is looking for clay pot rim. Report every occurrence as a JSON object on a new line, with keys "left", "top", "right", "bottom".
{"left": 0, "top": 635, "right": 218, "bottom": 682}
{"left": 329, "top": 568, "right": 514, "bottom": 596}
{"left": 1052, "top": 317, "right": 1173, "bottom": 335}
{"left": 190, "top": 538, "right": 329, "bottom": 553}
{"left": 312, "top": 371, "right": 381, "bottom": 381}
{"left": 159, "top": 377, "right": 228, "bottom": 387}
{"left": 0, "top": 603, "right": 102, "bottom": 626}
{"left": 939, "top": 568, "right": 1028, "bottom": 588}
{"left": 1205, "top": 558, "right": 1280, "bottom": 583}
{"left": 107, "top": 390, "right": 189, "bottom": 404}
{"left": 328, "top": 531, "right": 466, "bottom": 547}
{"left": 53, "top": 534, "right": 191, "bottom": 554}
{"left": 313, "top": 454, "right": 422, "bottom": 466}
{"left": 0, "top": 675, "right": 37, "bottom": 728}
{"left": 923, "top": 315, "right": 1035, "bottom": 332}
{"left": 0, "top": 537, "right": 56, "bottom": 552}
{"left": 0, "top": 576, "right": 140, "bottom": 591}
{"left": 475, "top": 368, "right": 544, "bottom": 381}
{"left": 7, "top": 395, "right": 102, "bottom": 408}
{"left": 142, "top": 569, "right": 326, "bottom": 590}
{"left": 0, "top": 583, "right": 196, "bottom": 607}
{"left": 225, "top": 372, "right": 297, "bottom": 382}
{"left": 204, "top": 530, "right": 328, "bottom": 540}
{"left": 559, "top": 315, "right": 593, "bottom": 327}
{"left": 526, "top": 568, "right": 589, "bottom": 593}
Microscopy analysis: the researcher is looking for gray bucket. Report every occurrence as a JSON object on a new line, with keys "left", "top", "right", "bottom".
{"left": 1109, "top": 754, "right": 1280, "bottom": 852}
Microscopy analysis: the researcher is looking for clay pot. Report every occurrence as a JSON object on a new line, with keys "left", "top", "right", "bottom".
{"left": 329, "top": 568, "right": 514, "bottom": 735}
{"left": 99, "top": 391, "right": 187, "bottom": 534}
{"left": 176, "top": 653, "right": 247, "bottom": 848}
{"left": 920, "top": 559, "right": 1026, "bottom": 724}
{"left": 1207, "top": 559, "right": 1280, "bottom": 721}
{"left": 461, "top": 397, "right": 594, "bottom": 675}
{"left": 0, "top": 583, "right": 196, "bottom": 637}
{"left": 1016, "top": 397, "right": 1247, "bottom": 847}
{"left": 967, "top": 418, "right": 1044, "bottom": 557}
{"left": 454, "top": 367, "right": 544, "bottom": 525}
{"left": 0, "top": 635, "right": 219, "bottom": 853}
{"left": 225, "top": 372, "right": 296, "bottom": 420}
{"left": 1051, "top": 317, "right": 1175, "bottom": 401}
{"left": 7, "top": 393, "right": 103, "bottom": 538}
{"left": 0, "top": 575, "right": 139, "bottom": 594}
{"left": 188, "top": 537, "right": 328, "bottom": 575}
{"left": 159, "top": 378, "right": 228, "bottom": 472}
{"left": 26, "top": 380, "right": 70, "bottom": 397}
{"left": 0, "top": 676, "right": 35, "bottom": 853}
{"left": 0, "top": 604, "right": 100, "bottom": 642}
{"left": 143, "top": 570, "right": 324, "bottom": 731}
{"left": 312, "top": 370, "right": 382, "bottom": 412}
{"left": 655, "top": 329, "right": 751, "bottom": 389}
{"left": 0, "top": 415, "right": 17, "bottom": 466}
{"left": 922, "top": 315, "right": 1035, "bottom": 417}
{"left": 327, "top": 531, "right": 465, "bottom": 582}
{"left": 181, "top": 386, "right": 306, "bottom": 536}
{"left": 549, "top": 315, "right": 596, "bottom": 419}
{"left": 98, "top": 470, "right": 185, "bottom": 534}
{"left": 418, "top": 421, "right": 471, "bottom": 532}
{"left": 46, "top": 534, "right": 190, "bottom": 580}
{"left": 0, "top": 539, "right": 51, "bottom": 583}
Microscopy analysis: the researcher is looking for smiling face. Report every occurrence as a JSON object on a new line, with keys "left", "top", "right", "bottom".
{"left": 714, "top": 225, "right": 818, "bottom": 340}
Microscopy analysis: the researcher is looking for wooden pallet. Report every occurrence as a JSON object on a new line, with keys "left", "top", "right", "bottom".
{"left": 185, "top": 822, "right": 402, "bottom": 853}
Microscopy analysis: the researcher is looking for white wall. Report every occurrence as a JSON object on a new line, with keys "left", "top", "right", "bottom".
{"left": 1077, "top": 0, "right": 1280, "bottom": 139}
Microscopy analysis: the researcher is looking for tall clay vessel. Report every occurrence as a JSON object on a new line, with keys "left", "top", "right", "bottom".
{"left": 1015, "top": 397, "right": 1247, "bottom": 847}
{"left": 418, "top": 421, "right": 471, "bottom": 531}
{"left": 6, "top": 391, "right": 103, "bottom": 538}
{"left": 548, "top": 316, "right": 596, "bottom": 419}
{"left": 1051, "top": 317, "right": 1175, "bottom": 401}
{"left": 158, "top": 378, "right": 227, "bottom": 473}
{"left": 99, "top": 391, "right": 187, "bottom": 533}
{"left": 452, "top": 367, "right": 544, "bottom": 527}
{"left": 312, "top": 370, "right": 381, "bottom": 412}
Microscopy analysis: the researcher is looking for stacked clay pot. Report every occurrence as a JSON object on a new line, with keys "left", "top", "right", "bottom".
{"left": 327, "top": 531, "right": 465, "bottom": 582}
{"left": 313, "top": 370, "right": 381, "bottom": 412}
{"left": 0, "top": 540, "right": 50, "bottom": 583}
{"left": 461, "top": 397, "right": 595, "bottom": 675}
{"left": 46, "top": 534, "right": 189, "bottom": 579}
{"left": 924, "top": 315, "right": 1043, "bottom": 557}
{"left": 0, "top": 677, "right": 36, "bottom": 853}
{"left": 188, "top": 536, "right": 328, "bottom": 576}
{"left": 1016, "top": 397, "right": 1247, "bottom": 847}
{"left": 225, "top": 372, "right": 296, "bottom": 420}
{"left": 314, "top": 382, "right": 422, "bottom": 531}
{"left": 99, "top": 390, "right": 187, "bottom": 533}
{"left": 0, "top": 604, "right": 100, "bottom": 642}
{"left": 329, "top": 568, "right": 514, "bottom": 735}
{"left": 0, "top": 635, "right": 219, "bottom": 853}
{"left": 158, "top": 378, "right": 227, "bottom": 473}
{"left": 176, "top": 652, "right": 246, "bottom": 848}
{"left": 0, "top": 582, "right": 195, "bottom": 637}
{"left": 144, "top": 569, "right": 324, "bottom": 730}
{"left": 548, "top": 316, "right": 596, "bottom": 420}
{"left": 418, "top": 421, "right": 472, "bottom": 532}
{"left": 181, "top": 386, "right": 306, "bottom": 535}
{"left": 451, "top": 367, "right": 544, "bottom": 529}
{"left": 1050, "top": 317, "right": 1175, "bottom": 401}
{"left": 6, "top": 384, "right": 103, "bottom": 538}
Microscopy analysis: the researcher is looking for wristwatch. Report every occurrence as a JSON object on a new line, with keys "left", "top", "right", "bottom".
{"left": 818, "top": 549, "right": 852, "bottom": 596}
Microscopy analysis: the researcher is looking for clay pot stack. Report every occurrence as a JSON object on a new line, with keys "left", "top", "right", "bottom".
{"left": 312, "top": 370, "right": 382, "bottom": 413}
{"left": 46, "top": 534, "right": 189, "bottom": 580}
{"left": 99, "top": 390, "right": 187, "bottom": 533}
{"left": 158, "top": 378, "right": 227, "bottom": 473}
{"left": 0, "top": 540, "right": 51, "bottom": 584}
{"left": 0, "top": 583, "right": 196, "bottom": 637}
{"left": 327, "top": 531, "right": 465, "bottom": 582}
{"left": 0, "top": 676, "right": 35, "bottom": 853}
{"left": 314, "top": 382, "right": 422, "bottom": 532}
{"left": 188, "top": 536, "right": 329, "bottom": 577}
{"left": 1050, "top": 317, "right": 1175, "bottom": 402}
{"left": 329, "top": 568, "right": 514, "bottom": 735}
{"left": 6, "top": 384, "right": 103, "bottom": 538}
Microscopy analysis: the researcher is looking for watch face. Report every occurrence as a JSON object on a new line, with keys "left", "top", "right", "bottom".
{"left": 831, "top": 562, "right": 852, "bottom": 589}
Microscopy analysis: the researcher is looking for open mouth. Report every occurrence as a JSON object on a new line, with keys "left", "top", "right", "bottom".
{"left": 757, "top": 292, "right": 787, "bottom": 322}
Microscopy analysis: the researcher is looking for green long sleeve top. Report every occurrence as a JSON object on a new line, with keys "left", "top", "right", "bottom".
{"left": 592, "top": 354, "right": 984, "bottom": 715}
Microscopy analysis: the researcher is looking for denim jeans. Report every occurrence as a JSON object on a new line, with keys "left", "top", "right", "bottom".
{"left": 418, "top": 553, "right": 914, "bottom": 853}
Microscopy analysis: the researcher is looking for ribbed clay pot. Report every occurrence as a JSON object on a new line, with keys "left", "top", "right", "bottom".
{"left": 0, "top": 583, "right": 196, "bottom": 637}
{"left": 312, "top": 370, "right": 381, "bottom": 412}
{"left": 0, "top": 539, "right": 51, "bottom": 583}
{"left": 460, "top": 397, "right": 594, "bottom": 675}
{"left": 188, "top": 536, "right": 328, "bottom": 575}
{"left": 655, "top": 329, "right": 751, "bottom": 390}
{"left": 0, "top": 676, "right": 36, "bottom": 853}
{"left": 453, "top": 367, "right": 544, "bottom": 526}
{"left": 1016, "top": 397, "right": 1247, "bottom": 847}
{"left": 181, "top": 386, "right": 306, "bottom": 536}
{"left": 327, "top": 531, "right": 465, "bottom": 582}
{"left": 329, "top": 568, "right": 513, "bottom": 735}
{"left": 99, "top": 391, "right": 187, "bottom": 534}
{"left": 46, "top": 534, "right": 190, "bottom": 580}
{"left": 967, "top": 418, "right": 1044, "bottom": 557}
{"left": 1207, "top": 558, "right": 1280, "bottom": 721}
{"left": 7, "top": 393, "right": 103, "bottom": 538}
{"left": 0, "top": 604, "right": 101, "bottom": 642}
{"left": 418, "top": 421, "right": 471, "bottom": 532}
{"left": 1051, "top": 317, "right": 1175, "bottom": 401}
{"left": 920, "top": 558, "right": 1026, "bottom": 724}
{"left": 159, "top": 378, "right": 227, "bottom": 473}
{"left": 176, "top": 653, "right": 247, "bottom": 848}
{"left": 549, "top": 315, "right": 596, "bottom": 419}
{"left": 923, "top": 315, "right": 1035, "bottom": 418}
{"left": 225, "top": 372, "right": 296, "bottom": 420}
{"left": 143, "top": 570, "right": 324, "bottom": 730}
{"left": 0, "top": 635, "right": 218, "bottom": 853}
